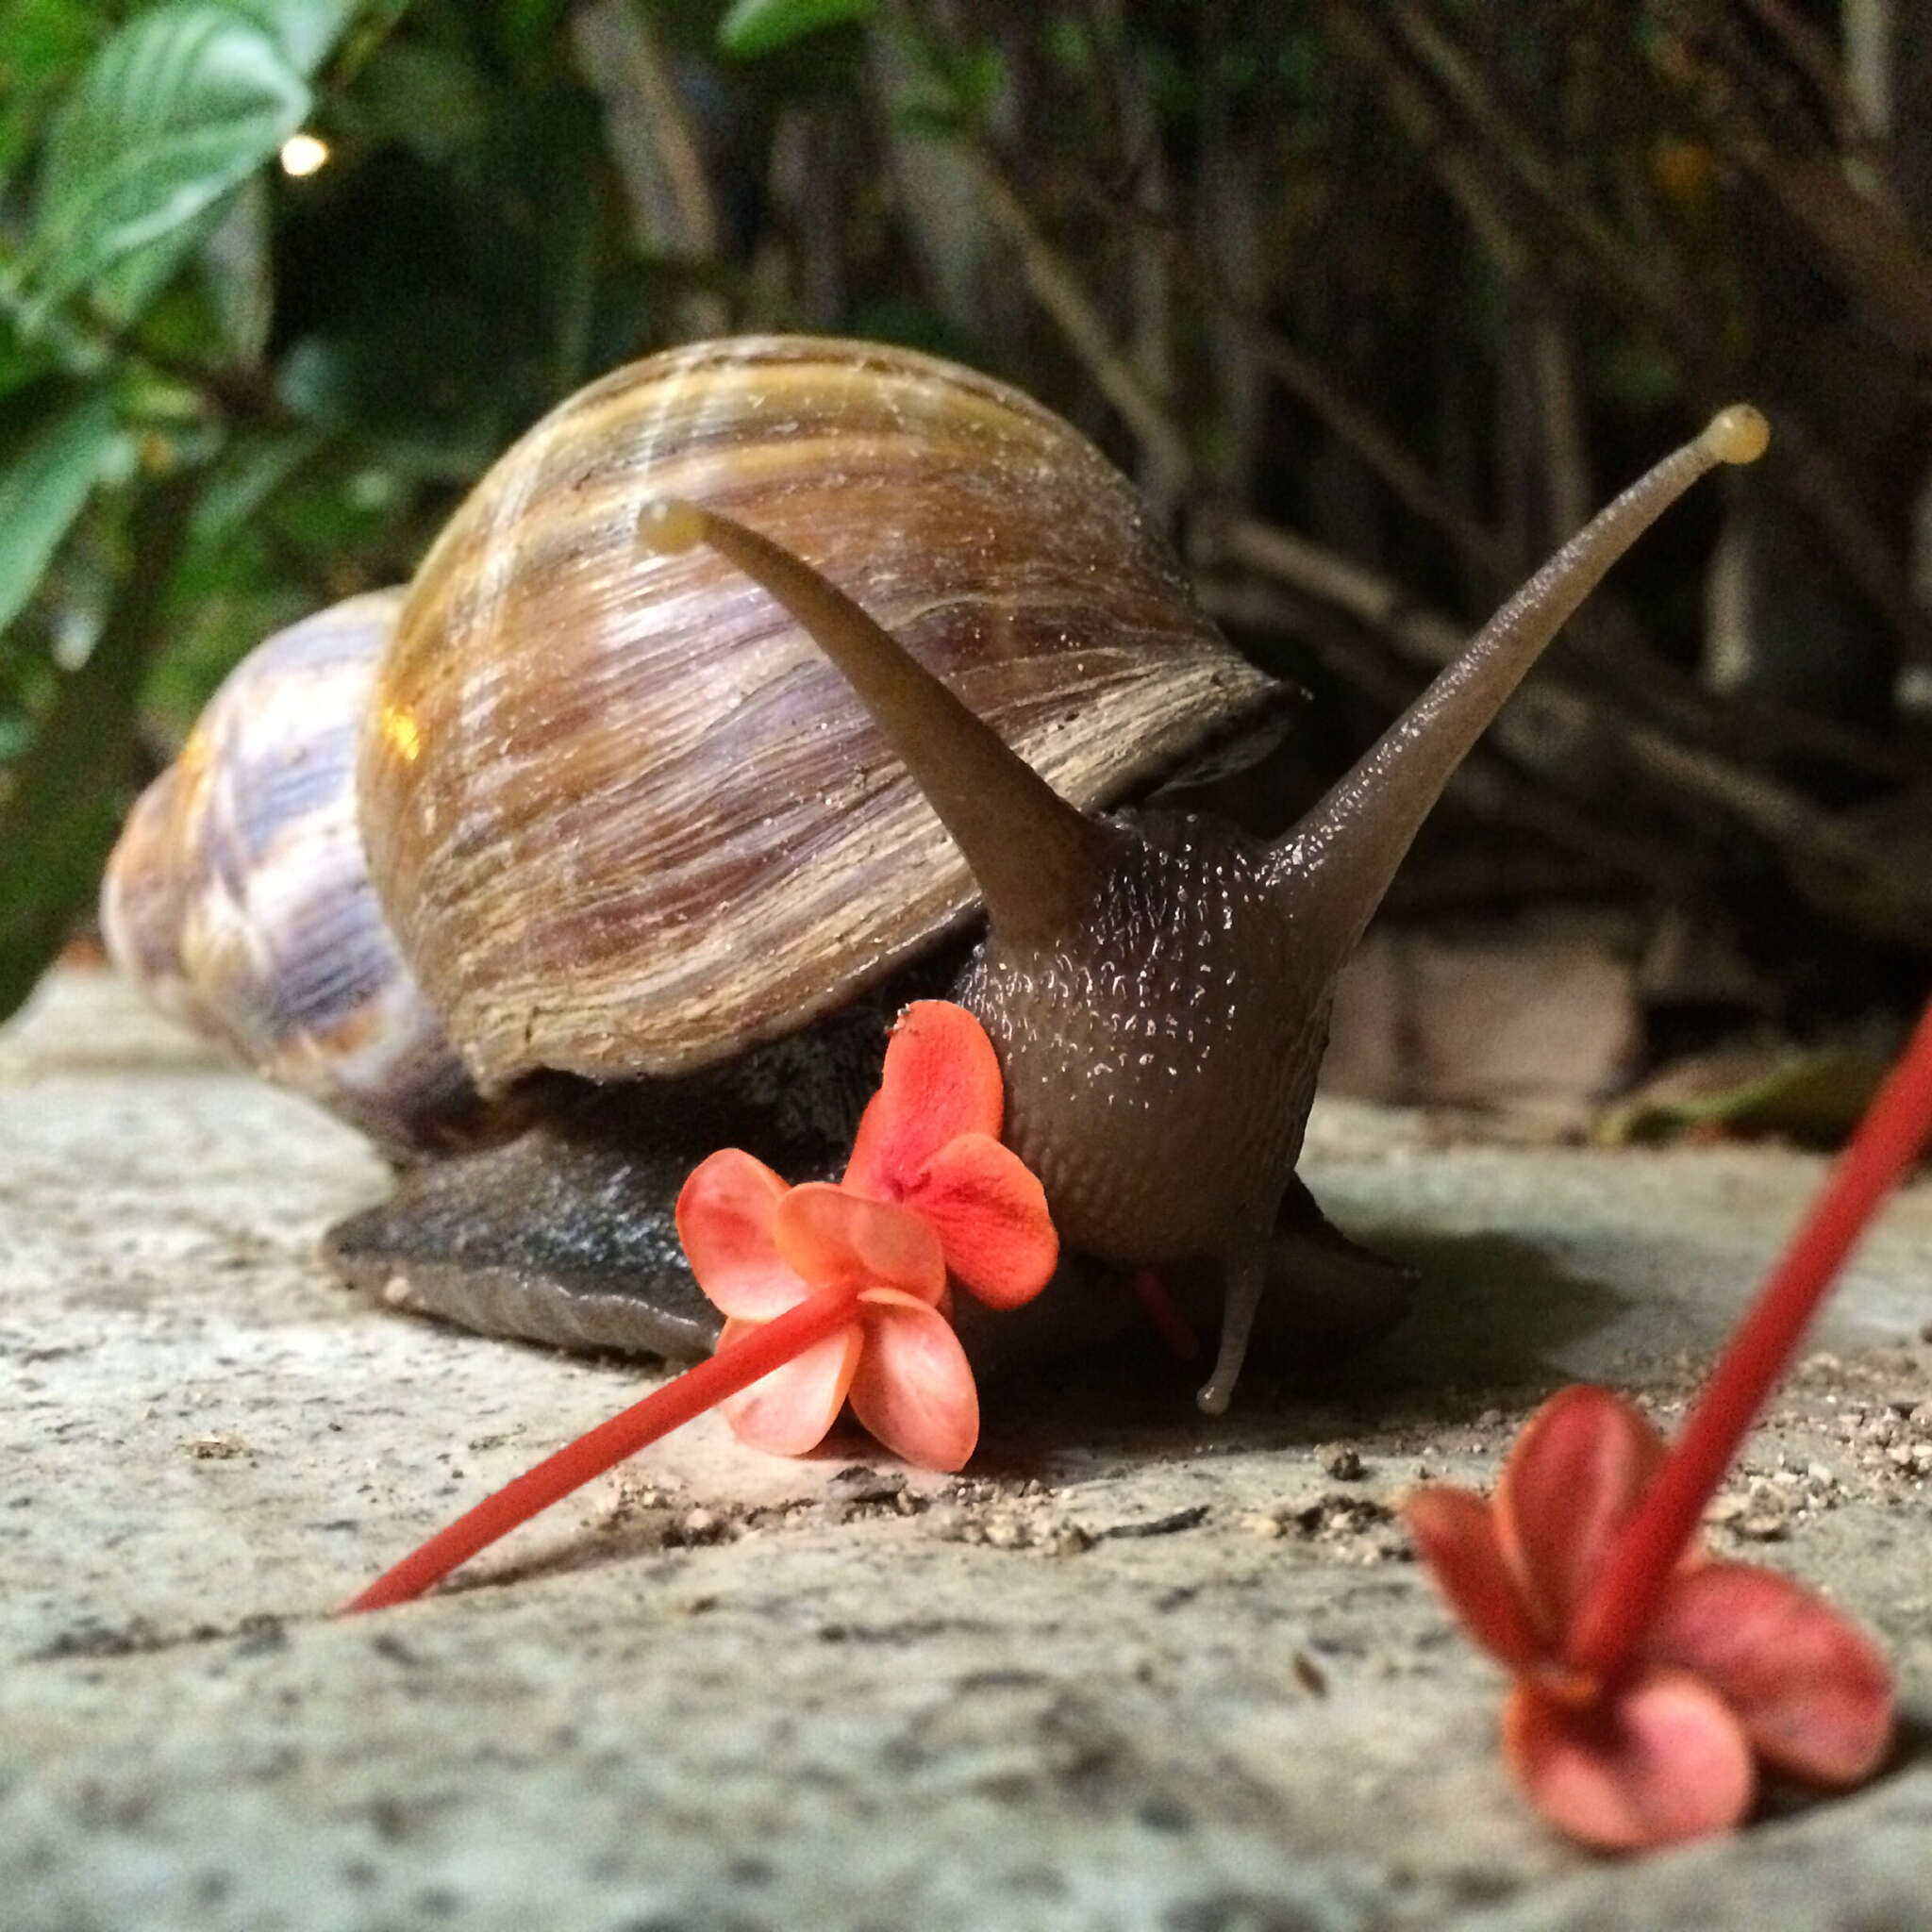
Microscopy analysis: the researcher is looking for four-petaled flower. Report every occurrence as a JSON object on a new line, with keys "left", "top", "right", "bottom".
{"left": 677, "top": 1000, "right": 1057, "bottom": 1470}
{"left": 1407, "top": 1385, "right": 1892, "bottom": 1850}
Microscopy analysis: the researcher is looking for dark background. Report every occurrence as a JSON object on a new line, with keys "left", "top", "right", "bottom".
{"left": 4, "top": 0, "right": 1930, "bottom": 1131}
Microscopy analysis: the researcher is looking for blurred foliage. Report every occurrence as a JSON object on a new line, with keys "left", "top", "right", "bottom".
{"left": 2, "top": 0, "right": 1930, "bottom": 1030}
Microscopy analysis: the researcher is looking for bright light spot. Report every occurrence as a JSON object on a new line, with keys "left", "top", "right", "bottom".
{"left": 380, "top": 703, "right": 422, "bottom": 764}
{"left": 279, "top": 132, "right": 330, "bottom": 178}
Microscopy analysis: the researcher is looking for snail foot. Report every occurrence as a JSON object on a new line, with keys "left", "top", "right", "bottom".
{"left": 323, "top": 1123, "right": 723, "bottom": 1360}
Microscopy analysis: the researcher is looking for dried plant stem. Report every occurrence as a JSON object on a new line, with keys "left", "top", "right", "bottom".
{"left": 1091, "top": 184, "right": 1511, "bottom": 581}
{"left": 1334, "top": 0, "right": 1932, "bottom": 671}
{"left": 1206, "top": 508, "right": 1932, "bottom": 942}
{"left": 1736, "top": 0, "right": 1880, "bottom": 145}
{"left": 971, "top": 158, "right": 1193, "bottom": 490}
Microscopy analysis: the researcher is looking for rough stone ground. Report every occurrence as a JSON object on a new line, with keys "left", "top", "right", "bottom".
{"left": 2, "top": 971, "right": 1927, "bottom": 1932}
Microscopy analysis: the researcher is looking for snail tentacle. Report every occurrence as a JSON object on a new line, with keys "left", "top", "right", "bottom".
{"left": 638, "top": 495, "right": 1123, "bottom": 947}
{"left": 1275, "top": 408, "right": 1770, "bottom": 968}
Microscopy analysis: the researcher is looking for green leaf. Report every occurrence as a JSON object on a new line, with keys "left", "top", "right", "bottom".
{"left": 0, "top": 0, "right": 107, "bottom": 192}
{"left": 27, "top": 4, "right": 310, "bottom": 325}
{"left": 0, "top": 475, "right": 196, "bottom": 1024}
{"left": 0, "top": 388, "right": 120, "bottom": 640}
{"left": 0, "top": 308, "right": 61, "bottom": 406}
{"left": 198, "top": 175, "right": 274, "bottom": 367}
{"left": 88, "top": 203, "right": 226, "bottom": 331}
{"left": 718, "top": 0, "right": 875, "bottom": 58}
{"left": 1596, "top": 1042, "right": 1891, "bottom": 1149}
{"left": 221, "top": 0, "right": 361, "bottom": 77}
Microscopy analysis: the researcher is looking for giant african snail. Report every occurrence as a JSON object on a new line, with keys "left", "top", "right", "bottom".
{"left": 102, "top": 334, "right": 1768, "bottom": 1412}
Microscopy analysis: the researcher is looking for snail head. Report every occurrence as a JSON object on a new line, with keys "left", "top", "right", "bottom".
{"left": 638, "top": 405, "right": 1769, "bottom": 1412}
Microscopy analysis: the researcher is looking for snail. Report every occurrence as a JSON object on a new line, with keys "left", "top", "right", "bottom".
{"left": 102, "top": 334, "right": 1768, "bottom": 1411}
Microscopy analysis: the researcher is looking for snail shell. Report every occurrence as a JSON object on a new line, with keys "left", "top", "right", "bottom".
{"left": 101, "top": 334, "right": 1286, "bottom": 1361}
{"left": 100, "top": 594, "right": 497, "bottom": 1158}
{"left": 363, "top": 335, "right": 1278, "bottom": 1091}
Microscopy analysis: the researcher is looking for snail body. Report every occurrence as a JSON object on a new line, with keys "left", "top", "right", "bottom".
{"left": 103, "top": 333, "right": 1767, "bottom": 1410}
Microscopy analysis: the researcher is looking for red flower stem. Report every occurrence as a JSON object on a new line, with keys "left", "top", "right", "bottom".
{"left": 1569, "top": 993, "right": 1932, "bottom": 1679}
{"left": 1130, "top": 1268, "right": 1202, "bottom": 1361}
{"left": 341, "top": 1286, "right": 862, "bottom": 1615}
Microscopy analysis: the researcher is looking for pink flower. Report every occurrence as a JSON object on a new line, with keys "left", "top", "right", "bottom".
{"left": 344, "top": 1002, "right": 1057, "bottom": 1610}
{"left": 675, "top": 1158, "right": 970, "bottom": 1467}
{"left": 1408, "top": 1387, "right": 1891, "bottom": 1849}
{"left": 676, "top": 1000, "right": 1058, "bottom": 1468}
{"left": 1405, "top": 993, "right": 1932, "bottom": 1848}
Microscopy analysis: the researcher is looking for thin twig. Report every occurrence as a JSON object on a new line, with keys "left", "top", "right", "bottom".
{"left": 1333, "top": 0, "right": 1932, "bottom": 670}
{"left": 1735, "top": 0, "right": 1878, "bottom": 147}
{"left": 1382, "top": 0, "right": 1681, "bottom": 317}
{"left": 1204, "top": 505, "right": 1932, "bottom": 942}
{"left": 971, "top": 157, "right": 1194, "bottom": 490}
{"left": 1089, "top": 180, "right": 1513, "bottom": 582}
{"left": 1323, "top": 1, "right": 1525, "bottom": 278}
{"left": 571, "top": 0, "right": 727, "bottom": 337}
{"left": 1526, "top": 308, "right": 1592, "bottom": 542}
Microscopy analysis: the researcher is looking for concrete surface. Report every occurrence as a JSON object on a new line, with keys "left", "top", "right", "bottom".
{"left": 1, "top": 969, "right": 1928, "bottom": 1931}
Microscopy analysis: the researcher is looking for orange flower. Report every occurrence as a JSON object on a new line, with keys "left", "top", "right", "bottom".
{"left": 841, "top": 999, "right": 1058, "bottom": 1308}
{"left": 1407, "top": 992, "right": 1932, "bottom": 1847}
{"left": 344, "top": 1002, "right": 1056, "bottom": 1611}
{"left": 1407, "top": 1387, "right": 1891, "bottom": 1850}
{"left": 675, "top": 1001, "right": 1058, "bottom": 1467}
{"left": 675, "top": 1158, "right": 970, "bottom": 1467}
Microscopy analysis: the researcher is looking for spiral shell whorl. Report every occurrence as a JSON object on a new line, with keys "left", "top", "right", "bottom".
{"left": 101, "top": 593, "right": 490, "bottom": 1157}
{"left": 364, "top": 334, "right": 1276, "bottom": 1090}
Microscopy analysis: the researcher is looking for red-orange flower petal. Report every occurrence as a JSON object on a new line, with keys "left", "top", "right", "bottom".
{"left": 843, "top": 1001, "right": 1005, "bottom": 1202}
{"left": 717, "top": 1315, "right": 863, "bottom": 1457}
{"left": 1504, "top": 1668, "right": 1756, "bottom": 1851}
{"left": 774, "top": 1183, "right": 946, "bottom": 1306}
{"left": 675, "top": 1150, "right": 800, "bottom": 1321}
{"left": 897, "top": 1130, "right": 1057, "bottom": 1308}
{"left": 1405, "top": 1485, "right": 1544, "bottom": 1673}
{"left": 1496, "top": 1387, "right": 1669, "bottom": 1646}
{"left": 1645, "top": 1562, "right": 1893, "bottom": 1787}
{"left": 847, "top": 1289, "right": 979, "bottom": 1471}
